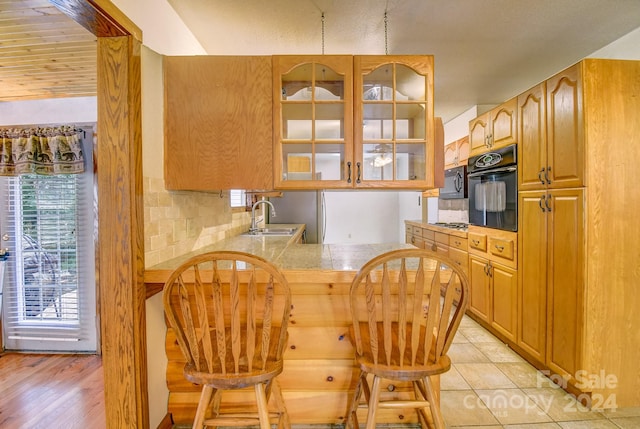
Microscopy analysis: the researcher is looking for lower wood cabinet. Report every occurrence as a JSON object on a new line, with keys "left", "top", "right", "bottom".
{"left": 468, "top": 254, "right": 517, "bottom": 342}
{"left": 519, "top": 189, "right": 584, "bottom": 378}
{"left": 467, "top": 226, "right": 518, "bottom": 342}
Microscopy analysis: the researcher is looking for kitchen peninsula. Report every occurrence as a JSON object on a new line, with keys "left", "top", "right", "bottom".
{"left": 144, "top": 224, "right": 418, "bottom": 425}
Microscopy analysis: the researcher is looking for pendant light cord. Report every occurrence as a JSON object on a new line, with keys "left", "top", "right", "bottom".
{"left": 384, "top": 11, "right": 389, "bottom": 55}
{"left": 321, "top": 12, "right": 325, "bottom": 54}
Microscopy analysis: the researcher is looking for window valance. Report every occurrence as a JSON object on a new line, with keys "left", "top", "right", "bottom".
{"left": 0, "top": 125, "right": 85, "bottom": 176}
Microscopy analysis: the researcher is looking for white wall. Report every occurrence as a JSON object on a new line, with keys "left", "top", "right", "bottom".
{"left": 141, "top": 46, "right": 170, "bottom": 428}
{"left": 112, "top": 0, "right": 205, "bottom": 55}
{"left": 589, "top": 27, "right": 640, "bottom": 59}
{"left": 0, "top": 97, "right": 96, "bottom": 126}
{"left": 443, "top": 105, "right": 477, "bottom": 144}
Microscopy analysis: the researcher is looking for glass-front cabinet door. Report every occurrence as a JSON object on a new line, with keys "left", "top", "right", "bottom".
{"left": 354, "top": 56, "right": 435, "bottom": 188}
{"left": 273, "top": 55, "right": 353, "bottom": 188}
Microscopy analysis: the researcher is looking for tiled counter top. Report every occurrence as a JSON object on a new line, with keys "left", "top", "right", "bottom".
{"left": 144, "top": 224, "right": 414, "bottom": 292}
{"left": 405, "top": 219, "right": 468, "bottom": 238}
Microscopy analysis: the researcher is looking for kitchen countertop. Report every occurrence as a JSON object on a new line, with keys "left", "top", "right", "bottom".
{"left": 405, "top": 219, "right": 469, "bottom": 238}
{"left": 144, "top": 224, "right": 415, "bottom": 292}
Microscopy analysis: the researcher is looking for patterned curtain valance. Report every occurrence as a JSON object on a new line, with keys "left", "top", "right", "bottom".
{"left": 0, "top": 125, "right": 85, "bottom": 176}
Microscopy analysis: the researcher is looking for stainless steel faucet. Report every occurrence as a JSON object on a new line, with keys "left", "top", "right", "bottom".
{"left": 250, "top": 198, "right": 276, "bottom": 232}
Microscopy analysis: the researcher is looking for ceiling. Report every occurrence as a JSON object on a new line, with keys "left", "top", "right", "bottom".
{"left": 167, "top": 0, "right": 640, "bottom": 122}
{"left": 2, "top": 0, "right": 640, "bottom": 123}
{"left": 0, "top": 0, "right": 97, "bottom": 102}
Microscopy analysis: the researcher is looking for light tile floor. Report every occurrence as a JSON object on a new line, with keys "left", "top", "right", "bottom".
{"left": 440, "top": 315, "right": 640, "bottom": 428}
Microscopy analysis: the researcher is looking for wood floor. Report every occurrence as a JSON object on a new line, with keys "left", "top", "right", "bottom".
{"left": 0, "top": 353, "right": 106, "bottom": 428}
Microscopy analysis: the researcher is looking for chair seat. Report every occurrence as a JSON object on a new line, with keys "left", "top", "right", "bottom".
{"left": 350, "top": 321, "right": 451, "bottom": 381}
{"left": 184, "top": 326, "right": 287, "bottom": 389}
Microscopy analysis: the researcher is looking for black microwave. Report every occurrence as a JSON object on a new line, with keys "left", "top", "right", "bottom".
{"left": 439, "top": 165, "right": 468, "bottom": 199}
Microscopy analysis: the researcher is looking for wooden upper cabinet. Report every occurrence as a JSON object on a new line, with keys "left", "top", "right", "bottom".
{"left": 469, "top": 112, "right": 490, "bottom": 155}
{"left": 164, "top": 56, "right": 274, "bottom": 191}
{"left": 490, "top": 97, "right": 518, "bottom": 150}
{"left": 518, "top": 63, "right": 584, "bottom": 191}
{"left": 546, "top": 63, "right": 584, "bottom": 189}
{"left": 469, "top": 98, "right": 517, "bottom": 157}
{"left": 518, "top": 82, "right": 548, "bottom": 191}
{"left": 273, "top": 55, "right": 439, "bottom": 190}
{"left": 354, "top": 55, "right": 439, "bottom": 189}
{"left": 272, "top": 55, "right": 353, "bottom": 189}
{"left": 444, "top": 136, "right": 470, "bottom": 169}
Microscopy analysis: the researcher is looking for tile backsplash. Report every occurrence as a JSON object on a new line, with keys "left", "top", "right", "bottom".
{"left": 437, "top": 198, "right": 469, "bottom": 223}
{"left": 143, "top": 176, "right": 251, "bottom": 267}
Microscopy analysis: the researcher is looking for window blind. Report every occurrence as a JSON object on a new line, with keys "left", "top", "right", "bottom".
{"left": 230, "top": 189, "right": 246, "bottom": 208}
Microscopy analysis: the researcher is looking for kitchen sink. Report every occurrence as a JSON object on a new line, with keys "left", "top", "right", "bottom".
{"left": 242, "top": 227, "right": 297, "bottom": 236}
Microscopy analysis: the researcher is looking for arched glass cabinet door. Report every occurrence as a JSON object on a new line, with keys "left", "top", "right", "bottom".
{"left": 273, "top": 55, "right": 353, "bottom": 189}
{"left": 354, "top": 56, "right": 436, "bottom": 188}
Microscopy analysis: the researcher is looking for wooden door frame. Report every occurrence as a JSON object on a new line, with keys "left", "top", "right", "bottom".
{"left": 52, "top": 1, "right": 147, "bottom": 427}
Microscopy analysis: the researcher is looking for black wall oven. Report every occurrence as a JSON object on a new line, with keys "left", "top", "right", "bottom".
{"left": 467, "top": 144, "right": 518, "bottom": 231}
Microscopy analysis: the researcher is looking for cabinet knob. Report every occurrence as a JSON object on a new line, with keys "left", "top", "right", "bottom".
{"left": 431, "top": 243, "right": 437, "bottom": 252}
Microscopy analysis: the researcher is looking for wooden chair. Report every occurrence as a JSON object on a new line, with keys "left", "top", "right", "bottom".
{"left": 162, "top": 251, "right": 291, "bottom": 429}
{"left": 345, "top": 248, "right": 469, "bottom": 429}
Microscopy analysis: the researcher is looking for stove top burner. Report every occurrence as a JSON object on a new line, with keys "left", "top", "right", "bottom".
{"left": 433, "top": 222, "right": 469, "bottom": 229}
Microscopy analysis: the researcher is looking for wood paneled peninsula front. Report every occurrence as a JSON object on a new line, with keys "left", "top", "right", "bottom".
{"left": 144, "top": 225, "right": 419, "bottom": 425}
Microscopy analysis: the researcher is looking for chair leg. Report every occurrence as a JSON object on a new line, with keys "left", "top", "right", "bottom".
{"left": 365, "top": 375, "right": 383, "bottom": 429}
{"left": 413, "top": 380, "right": 431, "bottom": 429}
{"left": 423, "top": 375, "right": 445, "bottom": 429}
{"left": 270, "top": 378, "right": 291, "bottom": 429}
{"left": 193, "top": 385, "right": 214, "bottom": 429}
{"left": 345, "top": 370, "right": 366, "bottom": 429}
{"left": 255, "top": 382, "right": 271, "bottom": 429}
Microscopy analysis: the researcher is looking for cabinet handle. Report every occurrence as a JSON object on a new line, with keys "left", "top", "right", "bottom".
{"left": 485, "top": 135, "right": 490, "bottom": 148}
{"left": 472, "top": 239, "right": 480, "bottom": 246}
{"left": 411, "top": 236, "right": 415, "bottom": 244}
{"left": 539, "top": 195, "right": 546, "bottom": 212}
{"left": 484, "top": 262, "right": 493, "bottom": 277}
{"left": 538, "top": 168, "right": 546, "bottom": 185}
{"left": 454, "top": 240, "right": 461, "bottom": 246}
{"left": 545, "top": 166, "right": 551, "bottom": 184}
{"left": 347, "top": 161, "right": 352, "bottom": 184}
{"left": 431, "top": 243, "right": 437, "bottom": 252}
{"left": 494, "top": 244, "right": 504, "bottom": 252}
{"left": 545, "top": 196, "right": 552, "bottom": 212}
{"left": 356, "top": 162, "right": 361, "bottom": 184}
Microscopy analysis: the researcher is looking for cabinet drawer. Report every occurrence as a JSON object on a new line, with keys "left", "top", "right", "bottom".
{"left": 468, "top": 232, "right": 487, "bottom": 252}
{"left": 448, "top": 247, "right": 468, "bottom": 272}
{"left": 435, "top": 232, "right": 449, "bottom": 245}
{"left": 449, "top": 236, "right": 468, "bottom": 251}
{"left": 489, "top": 237, "right": 515, "bottom": 261}
{"left": 412, "top": 226, "right": 423, "bottom": 237}
{"left": 422, "top": 229, "right": 435, "bottom": 241}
